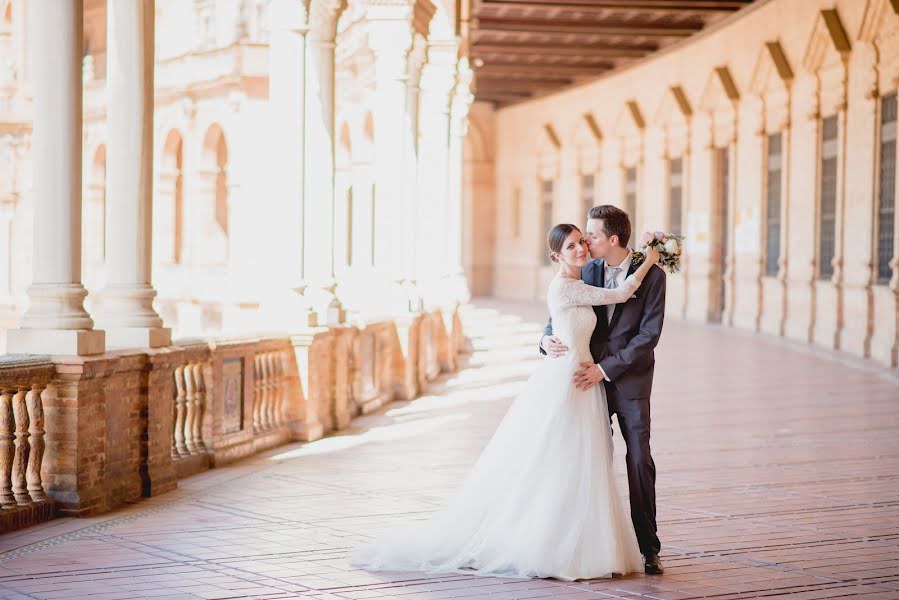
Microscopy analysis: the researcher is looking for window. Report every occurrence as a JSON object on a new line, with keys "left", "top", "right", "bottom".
{"left": 877, "top": 93, "right": 897, "bottom": 284}
{"left": 581, "top": 174, "right": 595, "bottom": 223}
{"left": 541, "top": 180, "right": 554, "bottom": 265}
{"left": 668, "top": 158, "right": 683, "bottom": 236}
{"left": 624, "top": 167, "right": 637, "bottom": 247}
{"left": 765, "top": 133, "right": 783, "bottom": 277}
{"left": 819, "top": 115, "right": 839, "bottom": 280}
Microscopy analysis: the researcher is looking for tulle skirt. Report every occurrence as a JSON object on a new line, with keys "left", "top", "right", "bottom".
{"left": 349, "top": 354, "right": 644, "bottom": 581}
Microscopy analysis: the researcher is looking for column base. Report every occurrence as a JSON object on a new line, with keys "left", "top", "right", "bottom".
{"left": 6, "top": 328, "right": 105, "bottom": 356}
{"left": 104, "top": 327, "right": 172, "bottom": 350}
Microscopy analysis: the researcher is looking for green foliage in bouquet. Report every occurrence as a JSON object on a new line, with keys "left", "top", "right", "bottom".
{"left": 631, "top": 233, "right": 685, "bottom": 274}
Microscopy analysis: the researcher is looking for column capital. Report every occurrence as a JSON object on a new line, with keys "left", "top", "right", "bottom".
{"left": 268, "top": 0, "right": 311, "bottom": 33}
{"left": 309, "top": 0, "right": 347, "bottom": 42}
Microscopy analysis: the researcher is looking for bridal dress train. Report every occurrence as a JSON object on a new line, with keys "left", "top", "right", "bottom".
{"left": 350, "top": 274, "right": 646, "bottom": 581}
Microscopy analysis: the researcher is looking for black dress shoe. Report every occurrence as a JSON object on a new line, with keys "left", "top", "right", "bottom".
{"left": 644, "top": 554, "right": 665, "bottom": 575}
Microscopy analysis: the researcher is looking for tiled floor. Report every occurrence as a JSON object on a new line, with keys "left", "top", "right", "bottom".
{"left": 0, "top": 300, "right": 897, "bottom": 600}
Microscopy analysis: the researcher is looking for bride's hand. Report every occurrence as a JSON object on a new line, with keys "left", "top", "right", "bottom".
{"left": 646, "top": 247, "right": 661, "bottom": 265}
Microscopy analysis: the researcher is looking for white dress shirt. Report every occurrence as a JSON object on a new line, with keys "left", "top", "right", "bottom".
{"left": 596, "top": 252, "right": 633, "bottom": 382}
{"left": 604, "top": 252, "right": 633, "bottom": 323}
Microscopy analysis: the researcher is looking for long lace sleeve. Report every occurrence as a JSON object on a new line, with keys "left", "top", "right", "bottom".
{"left": 555, "top": 275, "right": 643, "bottom": 307}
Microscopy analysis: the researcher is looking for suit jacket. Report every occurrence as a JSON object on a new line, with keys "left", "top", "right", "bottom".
{"left": 541, "top": 258, "right": 666, "bottom": 400}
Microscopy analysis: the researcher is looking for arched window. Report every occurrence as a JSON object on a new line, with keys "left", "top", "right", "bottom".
{"left": 161, "top": 130, "right": 184, "bottom": 264}
{"left": 201, "top": 124, "right": 229, "bottom": 264}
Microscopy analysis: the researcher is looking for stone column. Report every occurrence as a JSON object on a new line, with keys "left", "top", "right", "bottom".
{"left": 96, "top": 0, "right": 171, "bottom": 349}
{"left": 7, "top": 0, "right": 104, "bottom": 356}
{"left": 368, "top": 15, "right": 412, "bottom": 285}
{"left": 303, "top": 0, "right": 346, "bottom": 325}
{"left": 366, "top": 0, "right": 435, "bottom": 307}
{"left": 400, "top": 33, "right": 427, "bottom": 309}
{"left": 415, "top": 39, "right": 455, "bottom": 303}
{"left": 445, "top": 58, "right": 473, "bottom": 304}
{"left": 263, "top": 0, "right": 313, "bottom": 329}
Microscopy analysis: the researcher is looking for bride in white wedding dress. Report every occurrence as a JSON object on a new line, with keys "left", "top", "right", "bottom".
{"left": 350, "top": 224, "right": 661, "bottom": 581}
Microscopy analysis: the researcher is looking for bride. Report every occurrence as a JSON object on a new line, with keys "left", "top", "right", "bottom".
{"left": 350, "top": 223, "right": 661, "bottom": 581}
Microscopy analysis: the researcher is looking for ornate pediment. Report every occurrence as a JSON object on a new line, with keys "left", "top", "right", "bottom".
{"left": 858, "top": 0, "right": 899, "bottom": 94}
{"left": 749, "top": 41, "right": 794, "bottom": 97}
{"left": 613, "top": 99, "right": 645, "bottom": 138}
{"left": 652, "top": 85, "right": 692, "bottom": 128}
{"left": 571, "top": 113, "right": 602, "bottom": 174}
{"left": 803, "top": 9, "right": 851, "bottom": 74}
{"left": 699, "top": 65, "right": 739, "bottom": 114}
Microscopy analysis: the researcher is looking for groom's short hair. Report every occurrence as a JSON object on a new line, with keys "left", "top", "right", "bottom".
{"left": 588, "top": 205, "right": 631, "bottom": 248}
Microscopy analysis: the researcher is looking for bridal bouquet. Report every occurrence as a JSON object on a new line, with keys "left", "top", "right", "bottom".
{"left": 633, "top": 231, "right": 684, "bottom": 274}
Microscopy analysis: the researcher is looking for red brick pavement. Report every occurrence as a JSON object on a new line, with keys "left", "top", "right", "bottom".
{"left": 0, "top": 300, "right": 895, "bottom": 599}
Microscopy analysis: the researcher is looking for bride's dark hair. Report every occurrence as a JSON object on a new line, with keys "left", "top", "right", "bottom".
{"left": 547, "top": 224, "right": 581, "bottom": 263}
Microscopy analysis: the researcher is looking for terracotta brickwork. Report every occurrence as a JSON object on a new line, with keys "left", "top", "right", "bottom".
{"left": 0, "top": 306, "right": 465, "bottom": 529}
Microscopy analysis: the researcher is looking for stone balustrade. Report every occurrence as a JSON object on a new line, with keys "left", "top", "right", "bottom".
{"left": 0, "top": 304, "right": 467, "bottom": 531}
{"left": 0, "top": 356, "right": 55, "bottom": 533}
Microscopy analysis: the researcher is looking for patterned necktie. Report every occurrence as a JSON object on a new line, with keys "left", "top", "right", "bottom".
{"left": 605, "top": 266, "right": 622, "bottom": 323}
{"left": 605, "top": 266, "right": 622, "bottom": 289}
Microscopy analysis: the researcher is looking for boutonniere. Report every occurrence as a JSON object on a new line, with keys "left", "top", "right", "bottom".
{"left": 630, "top": 253, "right": 646, "bottom": 267}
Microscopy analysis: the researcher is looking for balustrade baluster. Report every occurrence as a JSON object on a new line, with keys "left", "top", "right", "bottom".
{"left": 191, "top": 363, "right": 206, "bottom": 451}
{"left": 173, "top": 365, "right": 189, "bottom": 457}
{"left": 11, "top": 389, "right": 30, "bottom": 505}
{"left": 25, "top": 385, "right": 47, "bottom": 502}
{"left": 253, "top": 355, "right": 263, "bottom": 433}
{"left": 183, "top": 362, "right": 198, "bottom": 453}
{"left": 0, "top": 390, "right": 16, "bottom": 508}
{"left": 262, "top": 353, "right": 274, "bottom": 430}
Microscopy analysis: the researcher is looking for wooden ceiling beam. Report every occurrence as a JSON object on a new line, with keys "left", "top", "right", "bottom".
{"left": 476, "top": 77, "right": 573, "bottom": 91}
{"left": 475, "top": 63, "right": 613, "bottom": 76}
{"left": 474, "top": 18, "right": 703, "bottom": 37}
{"left": 479, "top": 0, "right": 751, "bottom": 10}
{"left": 471, "top": 42, "right": 655, "bottom": 58}
{"left": 476, "top": 92, "right": 534, "bottom": 101}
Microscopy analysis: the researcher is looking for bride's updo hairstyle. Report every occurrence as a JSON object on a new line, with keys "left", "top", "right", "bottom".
{"left": 547, "top": 224, "right": 580, "bottom": 263}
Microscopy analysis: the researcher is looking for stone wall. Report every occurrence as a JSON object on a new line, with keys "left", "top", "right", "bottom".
{"left": 475, "top": 0, "right": 899, "bottom": 367}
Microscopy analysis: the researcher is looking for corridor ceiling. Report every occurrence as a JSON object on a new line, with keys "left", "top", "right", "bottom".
{"left": 468, "top": 0, "right": 757, "bottom": 106}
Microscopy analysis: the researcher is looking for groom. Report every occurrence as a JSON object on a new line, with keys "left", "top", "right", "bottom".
{"left": 540, "top": 205, "right": 666, "bottom": 575}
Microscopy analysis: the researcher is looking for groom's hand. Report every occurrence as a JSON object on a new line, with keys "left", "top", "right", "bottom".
{"left": 542, "top": 336, "right": 569, "bottom": 358}
{"left": 574, "top": 362, "right": 603, "bottom": 391}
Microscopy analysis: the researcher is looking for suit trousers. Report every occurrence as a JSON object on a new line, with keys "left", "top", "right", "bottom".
{"left": 606, "top": 383, "right": 660, "bottom": 557}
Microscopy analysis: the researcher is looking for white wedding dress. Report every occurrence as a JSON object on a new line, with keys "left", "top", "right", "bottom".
{"left": 350, "top": 274, "right": 645, "bottom": 581}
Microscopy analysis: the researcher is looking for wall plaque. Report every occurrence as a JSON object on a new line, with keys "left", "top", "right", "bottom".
{"left": 222, "top": 357, "right": 244, "bottom": 433}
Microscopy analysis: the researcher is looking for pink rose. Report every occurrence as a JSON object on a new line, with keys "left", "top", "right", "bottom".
{"left": 639, "top": 232, "right": 654, "bottom": 247}
{"left": 654, "top": 231, "right": 665, "bottom": 241}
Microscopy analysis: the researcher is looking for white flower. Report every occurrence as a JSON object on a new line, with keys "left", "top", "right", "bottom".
{"left": 664, "top": 238, "right": 679, "bottom": 255}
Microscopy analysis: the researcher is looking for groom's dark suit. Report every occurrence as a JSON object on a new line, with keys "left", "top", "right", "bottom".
{"left": 541, "top": 258, "right": 666, "bottom": 557}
